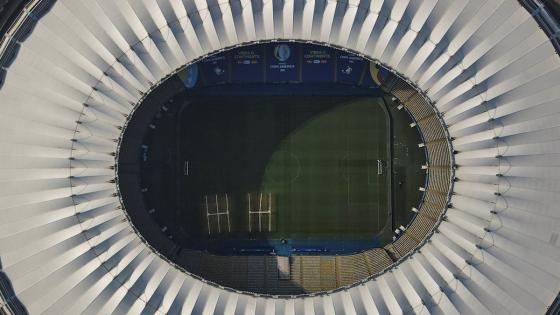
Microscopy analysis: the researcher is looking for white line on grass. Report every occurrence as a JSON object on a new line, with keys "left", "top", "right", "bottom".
{"left": 215, "top": 194, "right": 220, "bottom": 233}
{"left": 205, "top": 195, "right": 210, "bottom": 235}
{"left": 226, "top": 193, "right": 231, "bottom": 232}
{"left": 248, "top": 193, "right": 272, "bottom": 232}
{"left": 248, "top": 193, "right": 251, "bottom": 232}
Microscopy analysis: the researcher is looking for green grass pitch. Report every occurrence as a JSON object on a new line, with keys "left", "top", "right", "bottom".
{"left": 178, "top": 95, "right": 393, "bottom": 243}
{"left": 261, "top": 98, "right": 390, "bottom": 240}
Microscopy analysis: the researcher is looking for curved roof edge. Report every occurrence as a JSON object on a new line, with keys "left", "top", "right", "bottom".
{"left": 0, "top": 0, "right": 55, "bottom": 89}
{"left": 518, "top": 0, "right": 560, "bottom": 51}
{"left": 0, "top": 0, "right": 28, "bottom": 35}
{"left": 0, "top": 263, "right": 26, "bottom": 314}
{"left": 518, "top": 3, "right": 560, "bottom": 313}
{"left": 520, "top": 2, "right": 560, "bottom": 312}
{"left": 0, "top": 2, "right": 53, "bottom": 314}
{"left": 547, "top": 293, "right": 560, "bottom": 315}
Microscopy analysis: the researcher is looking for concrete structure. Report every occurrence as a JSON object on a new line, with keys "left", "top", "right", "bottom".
{"left": 1, "top": 0, "right": 560, "bottom": 314}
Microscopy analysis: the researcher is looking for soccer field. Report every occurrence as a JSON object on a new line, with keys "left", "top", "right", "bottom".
{"left": 177, "top": 95, "right": 392, "bottom": 244}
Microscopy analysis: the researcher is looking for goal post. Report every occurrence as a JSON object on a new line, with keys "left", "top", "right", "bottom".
{"left": 248, "top": 192, "right": 272, "bottom": 232}
{"left": 205, "top": 193, "right": 231, "bottom": 234}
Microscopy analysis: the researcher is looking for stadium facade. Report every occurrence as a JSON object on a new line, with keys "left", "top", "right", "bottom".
{"left": 0, "top": 0, "right": 560, "bottom": 314}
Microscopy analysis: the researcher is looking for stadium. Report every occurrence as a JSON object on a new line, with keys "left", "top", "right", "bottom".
{"left": 0, "top": 0, "right": 559, "bottom": 314}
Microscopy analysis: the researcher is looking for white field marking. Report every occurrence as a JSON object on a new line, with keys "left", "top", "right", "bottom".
{"left": 377, "top": 159, "right": 382, "bottom": 175}
{"left": 290, "top": 152, "right": 301, "bottom": 183}
{"left": 347, "top": 154, "right": 350, "bottom": 207}
{"left": 378, "top": 162, "right": 381, "bottom": 230}
{"left": 184, "top": 160, "right": 189, "bottom": 176}
{"left": 205, "top": 194, "right": 230, "bottom": 234}
{"left": 205, "top": 195, "right": 210, "bottom": 235}
{"left": 225, "top": 193, "right": 231, "bottom": 232}
{"left": 248, "top": 193, "right": 273, "bottom": 232}
{"left": 215, "top": 194, "right": 220, "bottom": 233}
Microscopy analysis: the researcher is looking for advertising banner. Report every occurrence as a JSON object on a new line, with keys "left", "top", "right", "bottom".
{"left": 200, "top": 54, "right": 228, "bottom": 85}
{"left": 336, "top": 51, "right": 366, "bottom": 85}
{"left": 266, "top": 43, "right": 300, "bottom": 82}
{"left": 301, "top": 46, "right": 334, "bottom": 82}
{"left": 230, "top": 46, "right": 264, "bottom": 83}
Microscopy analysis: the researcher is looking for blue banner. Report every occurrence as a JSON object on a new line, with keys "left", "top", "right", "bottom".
{"left": 336, "top": 51, "right": 366, "bottom": 85}
{"left": 230, "top": 46, "right": 264, "bottom": 83}
{"left": 180, "top": 42, "right": 387, "bottom": 90}
{"left": 200, "top": 54, "right": 228, "bottom": 85}
{"left": 266, "top": 43, "right": 300, "bottom": 82}
{"left": 301, "top": 46, "right": 334, "bottom": 82}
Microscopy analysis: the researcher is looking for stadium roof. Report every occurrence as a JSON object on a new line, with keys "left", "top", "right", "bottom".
{"left": 1, "top": 0, "right": 560, "bottom": 314}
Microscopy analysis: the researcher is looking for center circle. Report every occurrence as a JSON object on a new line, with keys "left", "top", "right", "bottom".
{"left": 117, "top": 42, "right": 437, "bottom": 296}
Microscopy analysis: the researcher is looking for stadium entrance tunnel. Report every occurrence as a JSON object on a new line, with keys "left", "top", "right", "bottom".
{"left": 117, "top": 42, "right": 452, "bottom": 295}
